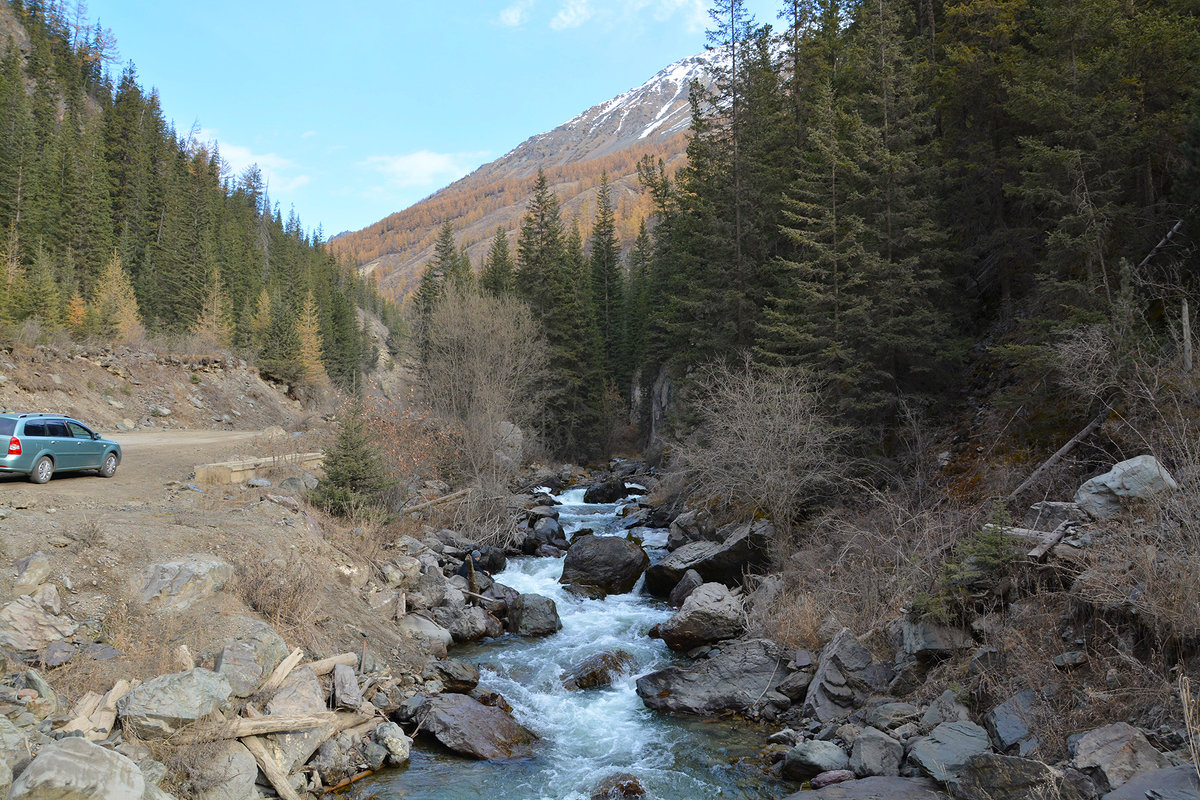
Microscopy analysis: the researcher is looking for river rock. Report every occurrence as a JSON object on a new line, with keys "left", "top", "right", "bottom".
{"left": 136, "top": 555, "right": 234, "bottom": 611}
{"left": 562, "top": 651, "right": 636, "bottom": 691}
{"left": 781, "top": 776, "right": 950, "bottom": 799}
{"left": 583, "top": 478, "right": 627, "bottom": 504}
{"left": 1100, "top": 765, "right": 1200, "bottom": 799}
{"left": 657, "top": 582, "right": 744, "bottom": 651}
{"left": 0, "top": 716, "right": 31, "bottom": 775}
{"left": 13, "top": 552, "right": 51, "bottom": 596}
{"left": 803, "top": 628, "right": 892, "bottom": 723}
{"left": 851, "top": 726, "right": 902, "bottom": 777}
{"left": 509, "top": 593, "right": 562, "bottom": 636}
{"left": 399, "top": 613, "right": 454, "bottom": 658}
{"left": 264, "top": 666, "right": 330, "bottom": 773}
{"left": 0, "top": 596, "right": 78, "bottom": 652}
{"left": 643, "top": 520, "right": 774, "bottom": 596}
{"left": 373, "top": 721, "right": 413, "bottom": 765}
{"left": 591, "top": 772, "right": 646, "bottom": 798}
{"left": 668, "top": 569, "right": 704, "bottom": 608}
{"left": 907, "top": 721, "right": 992, "bottom": 784}
{"left": 426, "top": 659, "right": 480, "bottom": 693}
{"left": 432, "top": 604, "right": 493, "bottom": 642}
{"left": 560, "top": 535, "right": 649, "bottom": 596}
{"left": 953, "top": 753, "right": 1070, "bottom": 800}
{"left": 667, "top": 510, "right": 716, "bottom": 550}
{"left": 10, "top": 737, "right": 145, "bottom": 800}
{"left": 985, "top": 689, "right": 1039, "bottom": 755}
{"left": 783, "top": 739, "right": 850, "bottom": 781}
{"left": 636, "top": 638, "right": 789, "bottom": 715}
{"left": 117, "top": 668, "right": 232, "bottom": 738}
{"left": 1074, "top": 455, "right": 1178, "bottom": 520}
{"left": 418, "top": 693, "right": 537, "bottom": 759}
{"left": 1070, "top": 721, "right": 1171, "bottom": 793}
{"left": 194, "top": 740, "right": 259, "bottom": 800}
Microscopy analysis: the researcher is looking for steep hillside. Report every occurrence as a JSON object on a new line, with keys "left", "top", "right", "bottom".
{"left": 330, "top": 54, "right": 716, "bottom": 301}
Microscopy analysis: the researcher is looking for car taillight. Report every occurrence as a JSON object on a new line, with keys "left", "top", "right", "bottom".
{"left": 7, "top": 437, "right": 20, "bottom": 455}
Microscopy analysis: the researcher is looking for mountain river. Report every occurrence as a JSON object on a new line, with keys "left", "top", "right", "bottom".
{"left": 350, "top": 487, "right": 785, "bottom": 800}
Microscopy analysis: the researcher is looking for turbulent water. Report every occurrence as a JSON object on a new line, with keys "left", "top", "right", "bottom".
{"left": 352, "top": 488, "right": 784, "bottom": 800}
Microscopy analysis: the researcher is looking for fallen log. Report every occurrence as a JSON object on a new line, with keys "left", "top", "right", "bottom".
{"left": 258, "top": 648, "right": 305, "bottom": 696}
{"left": 242, "top": 735, "right": 303, "bottom": 800}
{"left": 171, "top": 712, "right": 338, "bottom": 744}
{"left": 1007, "top": 410, "right": 1107, "bottom": 501}
{"left": 402, "top": 487, "right": 472, "bottom": 514}
{"left": 306, "top": 652, "right": 357, "bottom": 676}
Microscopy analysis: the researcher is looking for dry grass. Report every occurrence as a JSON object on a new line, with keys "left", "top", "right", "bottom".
{"left": 233, "top": 546, "right": 326, "bottom": 653}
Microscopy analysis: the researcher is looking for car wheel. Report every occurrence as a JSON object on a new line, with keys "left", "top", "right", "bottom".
{"left": 29, "top": 456, "right": 53, "bottom": 484}
{"left": 99, "top": 453, "right": 118, "bottom": 478}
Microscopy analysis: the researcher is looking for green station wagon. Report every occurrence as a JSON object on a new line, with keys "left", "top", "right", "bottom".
{"left": 0, "top": 412, "right": 122, "bottom": 484}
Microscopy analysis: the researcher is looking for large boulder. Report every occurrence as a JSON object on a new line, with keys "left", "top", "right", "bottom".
{"left": 399, "top": 613, "right": 454, "bottom": 658}
{"left": 907, "top": 721, "right": 992, "bottom": 785}
{"left": 431, "top": 604, "right": 494, "bottom": 643}
{"left": 1100, "top": 765, "right": 1200, "bottom": 799}
{"left": 10, "top": 737, "right": 145, "bottom": 800}
{"left": 263, "top": 666, "right": 330, "bottom": 774}
{"left": 0, "top": 596, "right": 78, "bottom": 652}
{"left": 136, "top": 555, "right": 234, "bottom": 611}
{"left": 782, "top": 739, "right": 850, "bottom": 781}
{"left": 850, "top": 726, "right": 902, "bottom": 777}
{"left": 417, "top": 693, "right": 537, "bottom": 759}
{"left": 666, "top": 510, "right": 717, "bottom": 550}
{"left": 781, "top": 776, "right": 950, "bottom": 799}
{"left": 583, "top": 478, "right": 628, "bottom": 504}
{"left": 636, "top": 638, "right": 789, "bottom": 715}
{"left": 953, "top": 754, "right": 1072, "bottom": 800}
{"left": 117, "top": 668, "right": 232, "bottom": 738}
{"left": 1074, "top": 455, "right": 1178, "bottom": 520}
{"left": 802, "top": 628, "right": 892, "bottom": 723}
{"left": 1070, "top": 721, "right": 1171, "bottom": 793}
{"left": 643, "top": 520, "right": 774, "bottom": 596}
{"left": 668, "top": 570, "right": 704, "bottom": 608}
{"left": 656, "top": 582, "right": 745, "bottom": 651}
{"left": 193, "top": 740, "right": 259, "bottom": 800}
{"left": 560, "top": 535, "right": 649, "bottom": 596}
{"left": 562, "top": 651, "right": 636, "bottom": 691}
{"left": 509, "top": 594, "right": 562, "bottom": 636}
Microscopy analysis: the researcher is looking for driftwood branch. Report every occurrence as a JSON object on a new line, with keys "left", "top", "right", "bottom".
{"left": 242, "top": 735, "right": 303, "bottom": 800}
{"left": 171, "top": 713, "right": 338, "bottom": 744}
{"left": 305, "top": 653, "right": 358, "bottom": 676}
{"left": 1008, "top": 410, "right": 1107, "bottom": 501}
{"left": 402, "top": 487, "right": 472, "bottom": 514}
{"left": 258, "top": 648, "right": 305, "bottom": 696}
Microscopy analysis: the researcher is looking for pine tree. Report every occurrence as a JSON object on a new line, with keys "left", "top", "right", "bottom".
{"left": 89, "top": 251, "right": 144, "bottom": 343}
{"left": 311, "top": 401, "right": 391, "bottom": 517}
{"left": 479, "top": 227, "right": 514, "bottom": 296}
{"left": 192, "top": 268, "right": 235, "bottom": 348}
{"left": 588, "top": 173, "right": 626, "bottom": 389}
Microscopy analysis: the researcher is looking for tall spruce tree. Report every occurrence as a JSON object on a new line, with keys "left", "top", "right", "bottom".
{"left": 479, "top": 227, "right": 514, "bottom": 296}
{"left": 588, "top": 173, "right": 626, "bottom": 391}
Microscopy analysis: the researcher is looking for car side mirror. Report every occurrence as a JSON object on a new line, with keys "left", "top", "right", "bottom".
{"left": 92, "top": 433, "right": 102, "bottom": 440}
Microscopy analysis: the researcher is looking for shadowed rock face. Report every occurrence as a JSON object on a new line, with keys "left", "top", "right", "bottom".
{"left": 418, "top": 693, "right": 537, "bottom": 760}
{"left": 560, "top": 535, "right": 649, "bottom": 596}
{"left": 562, "top": 650, "right": 636, "bottom": 691}
{"left": 635, "top": 638, "right": 789, "bottom": 715}
{"left": 643, "top": 520, "right": 774, "bottom": 596}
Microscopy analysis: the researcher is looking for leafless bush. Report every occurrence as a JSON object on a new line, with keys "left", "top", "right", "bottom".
{"left": 234, "top": 548, "right": 322, "bottom": 650}
{"left": 422, "top": 286, "right": 547, "bottom": 489}
{"left": 667, "top": 356, "right": 847, "bottom": 536}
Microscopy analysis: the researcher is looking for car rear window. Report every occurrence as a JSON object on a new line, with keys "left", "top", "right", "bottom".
{"left": 23, "top": 421, "right": 46, "bottom": 436}
{"left": 0, "top": 419, "right": 12, "bottom": 437}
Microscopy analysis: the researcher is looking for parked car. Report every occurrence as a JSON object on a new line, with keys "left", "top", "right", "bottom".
{"left": 0, "top": 412, "right": 122, "bottom": 484}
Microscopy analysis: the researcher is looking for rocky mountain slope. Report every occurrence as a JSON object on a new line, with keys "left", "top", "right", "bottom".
{"left": 330, "top": 53, "right": 715, "bottom": 301}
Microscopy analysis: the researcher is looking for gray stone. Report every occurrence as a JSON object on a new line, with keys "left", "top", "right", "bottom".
{"left": 426, "top": 659, "right": 480, "bottom": 693}
{"left": 373, "top": 721, "right": 412, "bottom": 765}
{"left": 194, "top": 740, "right": 259, "bottom": 800}
{"left": 246, "top": 478, "right": 270, "bottom": 488}
{"left": 399, "top": 613, "right": 453, "bottom": 658}
{"left": 1023, "top": 501, "right": 1085, "bottom": 532}
{"left": 657, "top": 582, "right": 744, "bottom": 651}
{"left": 1075, "top": 455, "right": 1178, "bottom": 520}
{"left": 264, "top": 666, "right": 329, "bottom": 774}
{"left": 431, "top": 604, "right": 493, "bottom": 643}
{"left": 813, "top": 770, "right": 857, "bottom": 789}
{"left": 417, "top": 693, "right": 537, "bottom": 760}
{"left": 920, "top": 690, "right": 970, "bottom": 734}
{"left": 803, "top": 628, "right": 892, "bottom": 723}
{"left": 0, "top": 715, "right": 31, "bottom": 774}
{"left": 901, "top": 618, "right": 973, "bottom": 661}
{"left": 0, "top": 596, "right": 77, "bottom": 652}
{"left": 39, "top": 641, "right": 76, "bottom": 668}
{"left": 668, "top": 569, "right": 704, "bottom": 608}
{"left": 643, "top": 519, "right": 775, "bottom": 595}
{"left": 636, "top": 638, "right": 789, "bottom": 715}
{"left": 782, "top": 739, "right": 850, "bottom": 781}
{"left": 509, "top": 594, "right": 562, "bottom": 636}
{"left": 967, "top": 646, "right": 1003, "bottom": 677}
{"left": 29, "top": 585, "right": 60, "bottom": 616}
{"left": 954, "top": 753, "right": 1071, "bottom": 800}
{"left": 560, "top": 535, "right": 649, "bottom": 596}
{"left": 279, "top": 477, "right": 306, "bottom": 493}
{"left": 867, "top": 702, "right": 919, "bottom": 730}
{"left": 667, "top": 509, "right": 716, "bottom": 550}
{"left": 851, "top": 726, "right": 902, "bottom": 777}
{"left": 582, "top": 478, "right": 628, "bottom": 504}
{"left": 135, "top": 555, "right": 234, "bottom": 611}
{"left": 10, "top": 737, "right": 144, "bottom": 799}
{"left": 781, "top": 776, "right": 950, "bottom": 799}
{"left": 562, "top": 651, "right": 635, "bottom": 691}
{"left": 214, "top": 643, "right": 262, "bottom": 698}
{"left": 1100, "top": 765, "right": 1200, "bottom": 800}
{"left": 13, "top": 552, "right": 51, "bottom": 596}
{"left": 333, "top": 663, "right": 364, "bottom": 710}
{"left": 907, "top": 721, "right": 992, "bottom": 784}
{"left": 1070, "top": 721, "right": 1171, "bottom": 793}
{"left": 985, "top": 689, "right": 1039, "bottom": 755}
{"left": 777, "top": 669, "right": 814, "bottom": 701}
{"left": 118, "top": 668, "right": 232, "bottom": 738}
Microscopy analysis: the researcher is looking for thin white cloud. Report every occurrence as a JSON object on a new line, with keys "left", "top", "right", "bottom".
{"left": 200, "top": 128, "right": 311, "bottom": 195}
{"left": 300, "top": 130, "right": 318, "bottom": 139}
{"left": 499, "top": 0, "right": 533, "bottom": 26}
{"left": 362, "top": 150, "right": 488, "bottom": 189}
{"left": 550, "top": 0, "right": 592, "bottom": 29}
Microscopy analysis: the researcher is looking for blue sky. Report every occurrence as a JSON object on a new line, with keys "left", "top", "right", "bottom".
{"left": 84, "top": 0, "right": 779, "bottom": 238}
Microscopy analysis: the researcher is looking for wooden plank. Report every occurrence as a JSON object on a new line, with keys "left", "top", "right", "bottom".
{"left": 242, "top": 735, "right": 303, "bottom": 800}
{"left": 258, "top": 648, "right": 304, "bottom": 697}
{"left": 172, "top": 712, "right": 338, "bottom": 743}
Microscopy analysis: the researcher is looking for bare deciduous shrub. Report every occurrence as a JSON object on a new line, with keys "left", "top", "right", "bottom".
{"left": 234, "top": 548, "right": 322, "bottom": 651}
{"left": 422, "top": 286, "right": 547, "bottom": 489}
{"left": 361, "top": 396, "right": 457, "bottom": 510}
{"left": 668, "top": 356, "right": 847, "bottom": 536}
